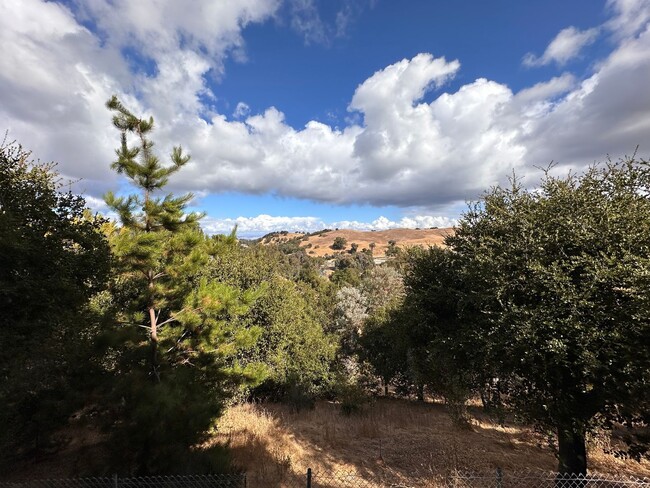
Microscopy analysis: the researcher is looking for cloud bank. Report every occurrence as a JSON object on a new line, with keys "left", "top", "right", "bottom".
{"left": 1, "top": 0, "right": 650, "bottom": 234}
{"left": 202, "top": 214, "right": 456, "bottom": 238}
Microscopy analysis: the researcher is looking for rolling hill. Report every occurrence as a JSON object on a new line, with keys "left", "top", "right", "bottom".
{"left": 259, "top": 227, "right": 453, "bottom": 258}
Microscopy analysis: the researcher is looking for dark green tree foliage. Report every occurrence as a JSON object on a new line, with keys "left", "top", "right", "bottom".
{"left": 330, "top": 252, "right": 374, "bottom": 287}
{"left": 359, "top": 248, "right": 476, "bottom": 410}
{"left": 360, "top": 307, "right": 409, "bottom": 395}
{"left": 446, "top": 160, "right": 650, "bottom": 473}
{"left": 101, "top": 97, "right": 265, "bottom": 474}
{"left": 332, "top": 236, "right": 347, "bottom": 250}
{"left": 207, "top": 236, "right": 280, "bottom": 289}
{"left": 385, "top": 239, "right": 399, "bottom": 257}
{"left": 246, "top": 276, "right": 337, "bottom": 400}
{"left": 201, "top": 241, "right": 337, "bottom": 402}
{"left": 0, "top": 141, "right": 109, "bottom": 468}
{"left": 404, "top": 247, "right": 479, "bottom": 416}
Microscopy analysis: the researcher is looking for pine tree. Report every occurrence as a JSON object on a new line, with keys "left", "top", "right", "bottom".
{"left": 104, "top": 95, "right": 203, "bottom": 382}
{"left": 102, "top": 97, "right": 266, "bottom": 474}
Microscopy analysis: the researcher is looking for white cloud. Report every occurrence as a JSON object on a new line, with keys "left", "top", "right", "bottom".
{"left": 167, "top": 53, "right": 526, "bottom": 207}
{"left": 233, "top": 102, "right": 251, "bottom": 119}
{"left": 201, "top": 214, "right": 457, "bottom": 238}
{"left": 1, "top": 0, "right": 649, "bottom": 223}
{"left": 287, "top": 0, "right": 327, "bottom": 45}
{"left": 333, "top": 215, "right": 456, "bottom": 231}
{"left": 606, "top": 0, "right": 650, "bottom": 39}
{"left": 524, "top": 26, "right": 600, "bottom": 67}
{"left": 0, "top": 0, "right": 127, "bottom": 194}
{"left": 0, "top": 0, "right": 278, "bottom": 195}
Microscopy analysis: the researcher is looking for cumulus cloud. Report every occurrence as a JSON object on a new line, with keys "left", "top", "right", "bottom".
{"left": 201, "top": 214, "right": 456, "bottom": 238}
{"left": 523, "top": 26, "right": 600, "bottom": 67}
{"left": 167, "top": 53, "right": 526, "bottom": 207}
{"left": 0, "top": 0, "right": 126, "bottom": 194}
{"left": 1, "top": 0, "right": 650, "bottom": 223}
{"left": 0, "top": 0, "right": 277, "bottom": 194}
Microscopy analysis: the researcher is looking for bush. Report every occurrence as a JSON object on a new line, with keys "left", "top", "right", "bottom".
{"left": 286, "top": 380, "right": 316, "bottom": 413}
{"left": 331, "top": 236, "right": 347, "bottom": 250}
{"left": 335, "top": 378, "right": 369, "bottom": 416}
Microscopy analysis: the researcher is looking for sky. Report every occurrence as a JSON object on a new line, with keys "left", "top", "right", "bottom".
{"left": 1, "top": 0, "right": 650, "bottom": 237}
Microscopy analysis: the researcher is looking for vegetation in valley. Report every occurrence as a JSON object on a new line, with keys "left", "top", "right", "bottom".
{"left": 1, "top": 99, "right": 649, "bottom": 481}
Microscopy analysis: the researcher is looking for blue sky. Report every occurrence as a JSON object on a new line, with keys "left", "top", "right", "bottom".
{"left": 1, "top": 0, "right": 649, "bottom": 236}
{"left": 216, "top": 1, "right": 608, "bottom": 125}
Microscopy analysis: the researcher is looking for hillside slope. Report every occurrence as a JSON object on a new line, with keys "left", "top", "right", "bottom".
{"left": 261, "top": 227, "right": 453, "bottom": 257}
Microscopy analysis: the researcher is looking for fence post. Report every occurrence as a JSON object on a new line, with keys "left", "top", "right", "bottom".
{"left": 306, "top": 468, "right": 312, "bottom": 488}
{"left": 113, "top": 474, "right": 118, "bottom": 488}
{"left": 495, "top": 467, "right": 503, "bottom": 488}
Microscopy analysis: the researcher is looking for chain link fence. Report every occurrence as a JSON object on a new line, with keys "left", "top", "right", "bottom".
{"left": 1, "top": 471, "right": 649, "bottom": 488}
{"left": 446, "top": 470, "right": 650, "bottom": 488}
{"left": 0, "top": 475, "right": 246, "bottom": 488}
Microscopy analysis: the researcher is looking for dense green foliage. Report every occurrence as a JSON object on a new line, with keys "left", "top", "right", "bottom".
{"left": 99, "top": 98, "right": 266, "bottom": 474}
{"left": 200, "top": 240, "right": 338, "bottom": 402}
{"left": 372, "top": 160, "right": 650, "bottom": 474}
{"left": 449, "top": 162, "right": 650, "bottom": 472}
{"left": 0, "top": 141, "right": 110, "bottom": 471}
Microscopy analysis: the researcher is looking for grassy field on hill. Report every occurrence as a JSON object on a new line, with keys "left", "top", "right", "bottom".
{"left": 261, "top": 228, "right": 452, "bottom": 257}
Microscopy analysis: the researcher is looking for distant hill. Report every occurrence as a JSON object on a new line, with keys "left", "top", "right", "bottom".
{"left": 259, "top": 227, "right": 453, "bottom": 258}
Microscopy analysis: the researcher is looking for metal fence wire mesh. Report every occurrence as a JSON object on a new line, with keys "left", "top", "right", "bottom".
{"left": 1, "top": 471, "right": 649, "bottom": 488}
{"left": 445, "top": 471, "right": 650, "bottom": 488}
{"left": 0, "top": 475, "right": 246, "bottom": 488}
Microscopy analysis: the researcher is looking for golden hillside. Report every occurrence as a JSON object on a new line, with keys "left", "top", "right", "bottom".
{"left": 260, "top": 227, "right": 453, "bottom": 257}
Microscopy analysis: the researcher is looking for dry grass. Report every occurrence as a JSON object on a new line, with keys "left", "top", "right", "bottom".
{"left": 211, "top": 398, "right": 650, "bottom": 487}
{"left": 264, "top": 228, "right": 453, "bottom": 258}
{"left": 7, "top": 397, "right": 648, "bottom": 485}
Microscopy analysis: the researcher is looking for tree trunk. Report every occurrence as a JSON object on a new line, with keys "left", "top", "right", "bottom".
{"left": 557, "top": 426, "right": 587, "bottom": 475}
{"left": 417, "top": 383, "right": 425, "bottom": 402}
{"left": 148, "top": 306, "right": 160, "bottom": 382}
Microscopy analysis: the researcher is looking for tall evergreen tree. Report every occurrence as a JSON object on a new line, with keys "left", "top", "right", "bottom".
{"left": 104, "top": 95, "right": 202, "bottom": 381}
{"left": 102, "top": 97, "right": 265, "bottom": 474}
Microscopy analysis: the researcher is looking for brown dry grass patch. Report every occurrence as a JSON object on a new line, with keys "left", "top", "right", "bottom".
{"left": 212, "top": 398, "right": 650, "bottom": 487}
{"left": 264, "top": 228, "right": 453, "bottom": 257}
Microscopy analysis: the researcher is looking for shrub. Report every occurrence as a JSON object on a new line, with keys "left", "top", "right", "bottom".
{"left": 331, "top": 236, "right": 347, "bottom": 250}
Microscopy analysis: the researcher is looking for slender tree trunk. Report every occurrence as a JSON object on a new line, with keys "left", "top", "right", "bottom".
{"left": 417, "top": 383, "right": 425, "bottom": 402}
{"left": 148, "top": 269, "right": 159, "bottom": 382}
{"left": 557, "top": 426, "right": 587, "bottom": 475}
{"left": 149, "top": 306, "right": 159, "bottom": 382}
{"left": 144, "top": 189, "right": 157, "bottom": 380}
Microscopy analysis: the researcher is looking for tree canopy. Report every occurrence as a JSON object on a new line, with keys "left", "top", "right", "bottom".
{"left": 0, "top": 140, "right": 110, "bottom": 470}
{"left": 100, "top": 97, "right": 266, "bottom": 474}
{"left": 400, "top": 159, "right": 650, "bottom": 473}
